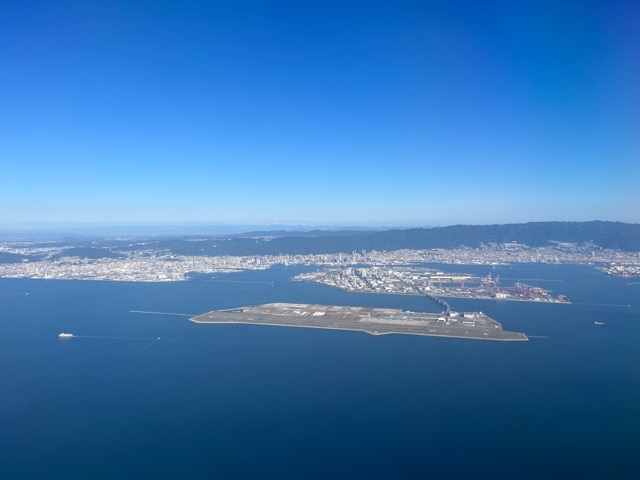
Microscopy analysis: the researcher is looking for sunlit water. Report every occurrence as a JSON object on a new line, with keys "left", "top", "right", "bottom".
{"left": 0, "top": 264, "right": 638, "bottom": 479}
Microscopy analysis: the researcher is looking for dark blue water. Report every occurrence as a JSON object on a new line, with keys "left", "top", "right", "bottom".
{"left": 0, "top": 264, "right": 638, "bottom": 479}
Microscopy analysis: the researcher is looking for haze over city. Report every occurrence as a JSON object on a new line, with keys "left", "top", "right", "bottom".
{"left": 1, "top": 1, "right": 638, "bottom": 226}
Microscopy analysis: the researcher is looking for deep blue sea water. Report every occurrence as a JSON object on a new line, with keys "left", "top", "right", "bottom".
{"left": 0, "top": 264, "right": 638, "bottom": 479}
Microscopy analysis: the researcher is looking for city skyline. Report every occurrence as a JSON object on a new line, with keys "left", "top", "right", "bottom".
{"left": 1, "top": 1, "right": 638, "bottom": 226}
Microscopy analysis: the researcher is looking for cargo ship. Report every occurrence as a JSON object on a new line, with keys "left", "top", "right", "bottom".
{"left": 58, "top": 333, "right": 74, "bottom": 338}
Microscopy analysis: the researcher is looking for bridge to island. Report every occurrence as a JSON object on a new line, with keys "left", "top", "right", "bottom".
{"left": 190, "top": 302, "right": 527, "bottom": 341}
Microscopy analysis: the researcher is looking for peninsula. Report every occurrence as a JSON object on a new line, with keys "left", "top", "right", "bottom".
{"left": 190, "top": 302, "right": 528, "bottom": 341}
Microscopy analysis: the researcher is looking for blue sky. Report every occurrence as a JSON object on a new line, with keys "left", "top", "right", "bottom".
{"left": 1, "top": 0, "right": 638, "bottom": 227}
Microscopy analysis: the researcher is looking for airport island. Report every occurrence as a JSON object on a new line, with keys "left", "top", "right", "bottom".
{"left": 190, "top": 302, "right": 528, "bottom": 341}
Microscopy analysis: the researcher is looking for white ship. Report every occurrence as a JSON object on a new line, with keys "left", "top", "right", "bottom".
{"left": 58, "top": 333, "right": 74, "bottom": 338}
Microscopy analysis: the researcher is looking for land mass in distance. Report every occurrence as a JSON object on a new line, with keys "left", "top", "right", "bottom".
{"left": 294, "top": 266, "right": 569, "bottom": 303}
{"left": 190, "top": 303, "right": 528, "bottom": 341}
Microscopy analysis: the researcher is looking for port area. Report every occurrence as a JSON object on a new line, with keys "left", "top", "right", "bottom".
{"left": 294, "top": 267, "right": 569, "bottom": 303}
{"left": 190, "top": 303, "right": 528, "bottom": 341}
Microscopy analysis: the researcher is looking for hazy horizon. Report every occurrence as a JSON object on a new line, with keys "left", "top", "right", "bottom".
{"left": 1, "top": 218, "right": 637, "bottom": 239}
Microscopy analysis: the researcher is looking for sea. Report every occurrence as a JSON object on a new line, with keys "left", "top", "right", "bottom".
{"left": 0, "top": 263, "right": 638, "bottom": 479}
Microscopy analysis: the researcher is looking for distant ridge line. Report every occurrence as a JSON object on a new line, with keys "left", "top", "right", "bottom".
{"left": 205, "top": 221, "right": 640, "bottom": 254}
{"left": 2, "top": 221, "right": 638, "bottom": 259}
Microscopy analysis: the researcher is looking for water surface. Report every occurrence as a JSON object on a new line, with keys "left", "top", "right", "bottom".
{"left": 0, "top": 264, "right": 638, "bottom": 479}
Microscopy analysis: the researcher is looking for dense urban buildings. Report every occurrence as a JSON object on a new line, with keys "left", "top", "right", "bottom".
{"left": 0, "top": 240, "right": 638, "bottom": 282}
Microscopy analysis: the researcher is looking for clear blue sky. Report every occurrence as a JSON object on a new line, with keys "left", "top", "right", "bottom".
{"left": 1, "top": 0, "right": 638, "bottom": 227}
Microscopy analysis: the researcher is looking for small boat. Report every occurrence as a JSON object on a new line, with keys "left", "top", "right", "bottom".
{"left": 58, "top": 333, "right": 74, "bottom": 338}
{"left": 594, "top": 322, "right": 605, "bottom": 325}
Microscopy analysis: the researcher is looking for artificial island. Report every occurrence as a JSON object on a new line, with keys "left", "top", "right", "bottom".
{"left": 294, "top": 266, "right": 569, "bottom": 303}
{"left": 190, "top": 302, "right": 528, "bottom": 341}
